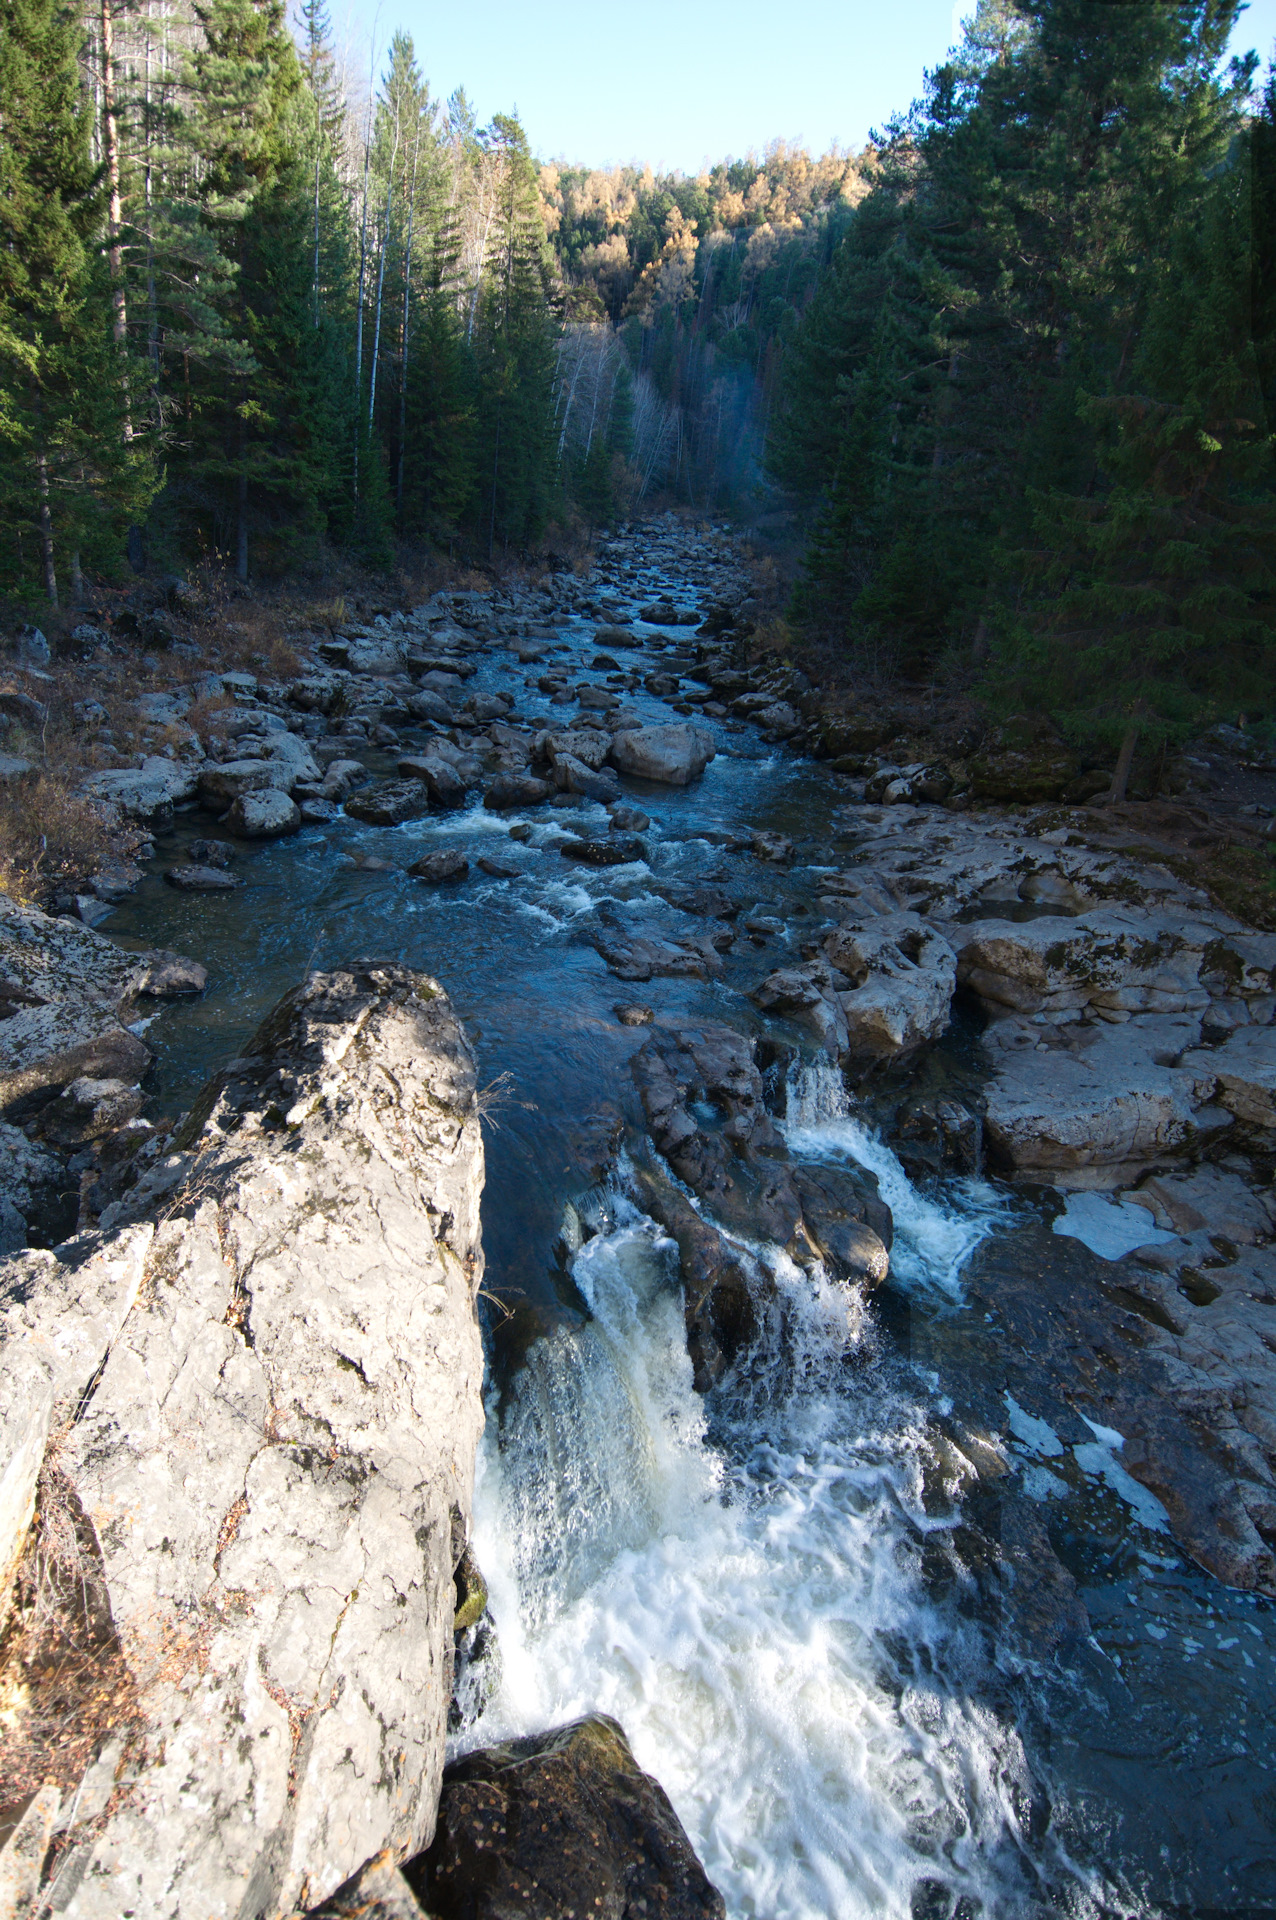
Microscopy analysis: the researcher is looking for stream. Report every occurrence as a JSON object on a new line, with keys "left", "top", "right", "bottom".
{"left": 102, "top": 531, "right": 1275, "bottom": 1920}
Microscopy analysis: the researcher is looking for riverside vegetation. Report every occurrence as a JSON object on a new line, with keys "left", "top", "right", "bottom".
{"left": 3, "top": 2, "right": 1276, "bottom": 1918}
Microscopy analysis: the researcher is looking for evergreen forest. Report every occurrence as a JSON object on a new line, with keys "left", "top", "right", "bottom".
{"left": 1, "top": 0, "right": 1273, "bottom": 763}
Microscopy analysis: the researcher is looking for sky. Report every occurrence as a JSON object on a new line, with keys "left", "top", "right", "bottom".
{"left": 334, "top": 0, "right": 1276, "bottom": 174}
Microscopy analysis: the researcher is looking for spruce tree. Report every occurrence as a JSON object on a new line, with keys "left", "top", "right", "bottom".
{"left": 0, "top": 0, "right": 153, "bottom": 599}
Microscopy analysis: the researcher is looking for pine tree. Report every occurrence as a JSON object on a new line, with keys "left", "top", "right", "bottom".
{"left": 0, "top": 0, "right": 154, "bottom": 600}
{"left": 473, "top": 113, "right": 558, "bottom": 556}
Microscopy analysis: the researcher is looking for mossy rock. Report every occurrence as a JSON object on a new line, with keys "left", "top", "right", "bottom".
{"left": 404, "top": 1714, "right": 725, "bottom": 1920}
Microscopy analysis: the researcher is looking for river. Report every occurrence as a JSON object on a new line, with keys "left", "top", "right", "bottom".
{"left": 104, "top": 527, "right": 1275, "bottom": 1919}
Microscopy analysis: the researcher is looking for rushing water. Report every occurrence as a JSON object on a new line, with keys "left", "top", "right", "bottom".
{"left": 104, "top": 554, "right": 1276, "bottom": 1918}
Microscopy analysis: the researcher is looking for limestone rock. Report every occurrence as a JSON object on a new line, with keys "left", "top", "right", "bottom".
{"left": 344, "top": 778, "right": 432, "bottom": 827}
{"left": 225, "top": 787, "right": 302, "bottom": 837}
{"left": 406, "top": 1715, "right": 725, "bottom": 1920}
{"left": 14, "top": 963, "right": 486, "bottom": 1918}
{"left": 80, "top": 757, "right": 199, "bottom": 820}
{"left": 608, "top": 724, "right": 715, "bottom": 787}
{"left": 824, "top": 913, "right": 956, "bottom": 1064}
{"left": 1182, "top": 1024, "right": 1276, "bottom": 1142}
{"left": 0, "top": 897, "right": 152, "bottom": 1112}
{"left": 197, "top": 757, "right": 291, "bottom": 805}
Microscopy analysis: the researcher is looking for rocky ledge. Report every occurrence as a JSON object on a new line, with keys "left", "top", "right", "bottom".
{"left": 0, "top": 963, "right": 485, "bottom": 1918}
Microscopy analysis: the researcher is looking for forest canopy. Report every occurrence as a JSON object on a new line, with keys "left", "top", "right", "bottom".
{"left": 0, "top": 0, "right": 1272, "bottom": 773}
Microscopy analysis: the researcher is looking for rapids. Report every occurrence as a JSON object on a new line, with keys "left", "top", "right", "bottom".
{"left": 103, "top": 529, "right": 1276, "bottom": 1919}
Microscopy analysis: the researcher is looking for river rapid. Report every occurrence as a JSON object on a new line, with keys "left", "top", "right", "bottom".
{"left": 105, "top": 525, "right": 1275, "bottom": 1920}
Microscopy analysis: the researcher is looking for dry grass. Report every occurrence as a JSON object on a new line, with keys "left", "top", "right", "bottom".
{"left": 0, "top": 772, "right": 117, "bottom": 905}
{"left": 0, "top": 1449, "right": 139, "bottom": 1809}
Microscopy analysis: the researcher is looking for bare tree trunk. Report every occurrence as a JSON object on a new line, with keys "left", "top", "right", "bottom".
{"left": 1108, "top": 726, "right": 1138, "bottom": 804}
{"left": 70, "top": 549, "right": 84, "bottom": 603}
{"left": 35, "top": 438, "right": 58, "bottom": 608}
{"left": 368, "top": 112, "right": 399, "bottom": 432}
{"left": 101, "top": 0, "right": 131, "bottom": 440}
{"left": 313, "top": 147, "right": 322, "bottom": 327}
{"left": 235, "top": 409, "right": 248, "bottom": 582}
{"left": 971, "top": 616, "right": 990, "bottom": 664}
{"left": 396, "top": 123, "right": 421, "bottom": 523}
{"left": 353, "top": 68, "right": 375, "bottom": 498}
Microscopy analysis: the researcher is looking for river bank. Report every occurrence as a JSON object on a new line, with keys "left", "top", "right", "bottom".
{"left": 3, "top": 516, "right": 1276, "bottom": 1916}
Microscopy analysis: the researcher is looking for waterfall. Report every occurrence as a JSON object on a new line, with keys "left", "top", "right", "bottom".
{"left": 461, "top": 1178, "right": 1099, "bottom": 1919}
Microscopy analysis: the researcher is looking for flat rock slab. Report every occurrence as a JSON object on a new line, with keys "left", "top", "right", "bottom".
{"left": 165, "top": 864, "right": 240, "bottom": 890}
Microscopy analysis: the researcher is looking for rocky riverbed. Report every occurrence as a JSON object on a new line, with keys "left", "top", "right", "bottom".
{"left": 3, "top": 516, "right": 1276, "bottom": 1916}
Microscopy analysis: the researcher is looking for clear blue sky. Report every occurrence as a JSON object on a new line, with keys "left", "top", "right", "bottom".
{"left": 335, "top": 0, "right": 1276, "bottom": 174}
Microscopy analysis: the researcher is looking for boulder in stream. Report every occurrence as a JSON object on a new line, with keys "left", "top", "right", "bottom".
{"left": 608, "top": 723, "right": 715, "bottom": 786}
{"left": 403, "top": 1714, "right": 726, "bottom": 1920}
{"left": 225, "top": 785, "right": 302, "bottom": 837}
{"left": 345, "top": 777, "right": 433, "bottom": 826}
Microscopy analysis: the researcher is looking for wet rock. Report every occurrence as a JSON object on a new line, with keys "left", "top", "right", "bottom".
{"left": 80, "top": 758, "right": 199, "bottom": 821}
{"left": 320, "top": 757, "right": 369, "bottom": 801}
{"left": 225, "top": 787, "right": 301, "bottom": 838}
{"left": 895, "top": 1097, "right": 982, "bottom": 1175}
{"left": 345, "top": 778, "right": 433, "bottom": 826}
{"left": 577, "top": 686, "right": 619, "bottom": 712}
{"left": 962, "top": 1226, "right": 1276, "bottom": 1592}
{"left": 405, "top": 1714, "right": 725, "bottom": 1920}
{"left": 635, "top": 1169, "right": 765, "bottom": 1390}
{"left": 594, "top": 625, "right": 632, "bottom": 646}
{"left": 554, "top": 753, "right": 622, "bottom": 803}
{"left": 187, "top": 837, "right": 234, "bottom": 867}
{"left": 615, "top": 1004, "right": 654, "bottom": 1026}
{"left": 608, "top": 805, "right": 650, "bottom": 832}
{"left": 824, "top": 913, "right": 956, "bottom": 1065}
{"left": 477, "top": 856, "right": 520, "bottom": 879}
{"left": 6, "top": 963, "right": 487, "bottom": 1914}
{"left": 749, "top": 829, "right": 793, "bottom": 864}
{"left": 300, "top": 797, "right": 340, "bottom": 824}
{"left": 406, "top": 689, "right": 455, "bottom": 725}
{"left": 791, "top": 1162, "right": 892, "bottom": 1285}
{"left": 593, "top": 933, "right": 721, "bottom": 981}
{"left": 561, "top": 834, "right": 644, "bottom": 867}
{"left": 752, "top": 961, "right": 849, "bottom": 1057}
{"left": 398, "top": 754, "right": 469, "bottom": 810}
{"left": 408, "top": 849, "right": 470, "bottom": 885}
{"left": 485, "top": 774, "right": 552, "bottom": 811}
{"left": 165, "top": 864, "right": 241, "bottom": 892}
{"left": 609, "top": 723, "right": 715, "bottom": 786}
{"left": 137, "top": 951, "right": 207, "bottom": 996}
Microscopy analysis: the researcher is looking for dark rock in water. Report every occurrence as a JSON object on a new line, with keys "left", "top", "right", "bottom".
{"left": 398, "top": 754, "right": 468, "bottom": 809}
{"left": 593, "top": 932, "right": 721, "bottom": 982}
{"left": 591, "top": 653, "right": 622, "bottom": 669}
{"left": 507, "top": 823, "right": 534, "bottom": 842}
{"left": 608, "top": 805, "right": 650, "bottom": 832}
{"left": 895, "top": 1097, "right": 982, "bottom": 1176}
{"left": 637, "top": 1168, "right": 764, "bottom": 1392}
{"left": 137, "top": 950, "right": 208, "bottom": 997}
{"left": 554, "top": 753, "right": 621, "bottom": 803}
{"left": 477, "top": 856, "right": 519, "bottom": 879}
{"left": 791, "top": 1163, "right": 891, "bottom": 1286}
{"left": 345, "top": 778, "right": 432, "bottom": 826}
{"left": 165, "top": 864, "right": 241, "bottom": 892}
{"left": 408, "top": 849, "right": 469, "bottom": 885}
{"left": 749, "top": 828, "right": 794, "bottom": 864}
{"left": 485, "top": 774, "right": 552, "bottom": 811}
{"left": 615, "top": 1004, "right": 653, "bottom": 1026}
{"left": 38, "top": 1074, "right": 143, "bottom": 1147}
{"left": 560, "top": 834, "right": 644, "bottom": 867}
{"left": 403, "top": 1713, "right": 725, "bottom": 1920}
{"left": 225, "top": 788, "right": 301, "bottom": 839}
{"left": 185, "top": 837, "right": 235, "bottom": 868}
{"left": 299, "top": 797, "right": 340, "bottom": 824}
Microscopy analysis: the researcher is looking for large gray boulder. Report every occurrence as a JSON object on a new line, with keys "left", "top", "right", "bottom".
{"left": 824, "top": 912, "right": 956, "bottom": 1064}
{"left": 80, "top": 756, "right": 199, "bottom": 820}
{"left": 608, "top": 723, "right": 715, "bottom": 786}
{"left": 198, "top": 756, "right": 293, "bottom": 805}
{"left": 0, "top": 897, "right": 152, "bottom": 1111}
{"left": 0, "top": 963, "right": 486, "bottom": 1918}
{"left": 225, "top": 786, "right": 302, "bottom": 837}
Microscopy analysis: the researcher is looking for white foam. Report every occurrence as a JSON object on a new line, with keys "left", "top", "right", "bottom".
{"left": 782, "top": 1065, "right": 1008, "bottom": 1299}
{"left": 467, "top": 1213, "right": 1097, "bottom": 1919}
